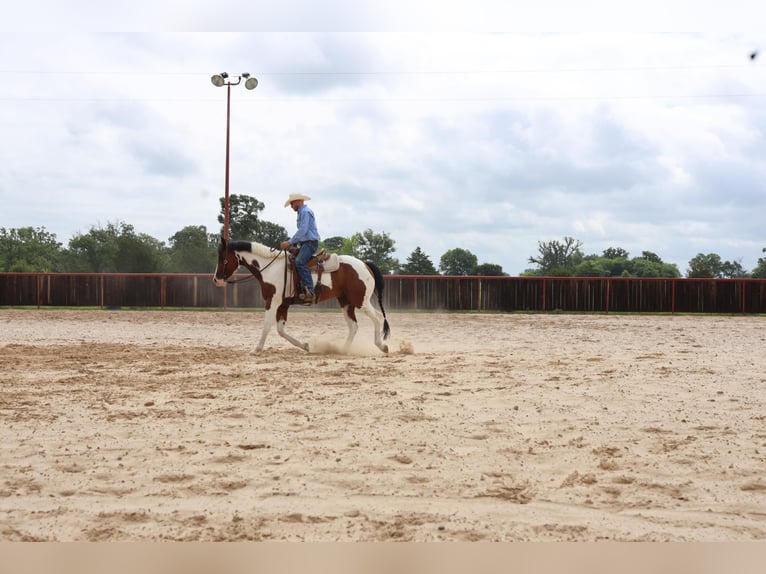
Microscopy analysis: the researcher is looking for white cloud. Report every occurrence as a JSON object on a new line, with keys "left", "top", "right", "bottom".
{"left": 1, "top": 24, "right": 765, "bottom": 274}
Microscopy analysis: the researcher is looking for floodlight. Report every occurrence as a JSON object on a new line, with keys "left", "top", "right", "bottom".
{"left": 245, "top": 77, "right": 258, "bottom": 90}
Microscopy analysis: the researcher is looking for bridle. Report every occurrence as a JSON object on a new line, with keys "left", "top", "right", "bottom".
{"left": 219, "top": 248, "right": 286, "bottom": 284}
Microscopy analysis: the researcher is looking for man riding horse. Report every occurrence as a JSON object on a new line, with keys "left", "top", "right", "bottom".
{"left": 279, "top": 193, "right": 319, "bottom": 305}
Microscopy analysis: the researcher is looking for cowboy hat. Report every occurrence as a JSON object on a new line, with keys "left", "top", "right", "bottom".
{"left": 284, "top": 193, "right": 312, "bottom": 207}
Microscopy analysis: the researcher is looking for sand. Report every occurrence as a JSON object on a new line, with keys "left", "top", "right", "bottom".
{"left": 1, "top": 308, "right": 765, "bottom": 541}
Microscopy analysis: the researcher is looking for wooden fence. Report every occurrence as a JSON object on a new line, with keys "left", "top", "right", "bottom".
{"left": 1, "top": 273, "right": 765, "bottom": 313}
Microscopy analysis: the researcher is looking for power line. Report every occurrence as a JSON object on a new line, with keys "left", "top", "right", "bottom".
{"left": 0, "top": 62, "right": 761, "bottom": 77}
{"left": 1, "top": 93, "right": 764, "bottom": 103}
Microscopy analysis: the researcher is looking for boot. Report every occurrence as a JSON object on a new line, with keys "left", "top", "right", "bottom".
{"left": 300, "top": 286, "right": 315, "bottom": 305}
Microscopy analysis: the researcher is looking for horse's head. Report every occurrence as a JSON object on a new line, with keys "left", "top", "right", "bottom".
{"left": 213, "top": 236, "right": 239, "bottom": 287}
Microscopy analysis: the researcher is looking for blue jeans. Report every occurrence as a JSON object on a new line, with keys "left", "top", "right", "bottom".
{"left": 295, "top": 240, "right": 318, "bottom": 293}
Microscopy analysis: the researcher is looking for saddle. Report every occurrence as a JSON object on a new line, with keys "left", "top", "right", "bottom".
{"left": 285, "top": 247, "right": 340, "bottom": 303}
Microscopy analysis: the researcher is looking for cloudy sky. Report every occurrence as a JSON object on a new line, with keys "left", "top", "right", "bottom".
{"left": 2, "top": 2, "right": 764, "bottom": 275}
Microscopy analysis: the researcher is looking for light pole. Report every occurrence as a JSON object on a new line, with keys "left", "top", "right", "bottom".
{"left": 211, "top": 72, "right": 258, "bottom": 242}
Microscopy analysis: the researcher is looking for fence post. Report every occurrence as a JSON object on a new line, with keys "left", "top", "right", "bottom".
{"left": 477, "top": 278, "right": 482, "bottom": 312}
{"left": 741, "top": 280, "right": 746, "bottom": 314}
{"left": 671, "top": 278, "right": 676, "bottom": 314}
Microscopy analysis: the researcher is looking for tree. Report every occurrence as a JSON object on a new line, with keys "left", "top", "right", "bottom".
{"left": 218, "top": 194, "right": 288, "bottom": 246}
{"left": 686, "top": 253, "right": 724, "bottom": 278}
{"left": 401, "top": 247, "right": 438, "bottom": 275}
{"left": 439, "top": 248, "right": 478, "bottom": 276}
{"left": 751, "top": 247, "right": 766, "bottom": 279}
{"left": 321, "top": 236, "right": 356, "bottom": 256}
{"left": 527, "top": 237, "right": 584, "bottom": 276}
{"left": 352, "top": 229, "right": 399, "bottom": 274}
{"left": 638, "top": 251, "right": 663, "bottom": 264}
{"left": 573, "top": 257, "right": 610, "bottom": 277}
{"left": 602, "top": 247, "right": 629, "bottom": 259}
{"left": 719, "top": 259, "right": 748, "bottom": 278}
{"left": 62, "top": 221, "right": 164, "bottom": 273}
{"left": 63, "top": 222, "right": 122, "bottom": 272}
{"left": 322, "top": 236, "right": 346, "bottom": 252}
{"left": 115, "top": 230, "right": 165, "bottom": 273}
{"left": 218, "top": 194, "right": 264, "bottom": 239}
{"left": 474, "top": 263, "right": 507, "bottom": 276}
{"left": 166, "top": 225, "right": 217, "bottom": 273}
{"left": 687, "top": 253, "right": 750, "bottom": 278}
{"left": 0, "top": 226, "right": 62, "bottom": 272}
{"left": 630, "top": 258, "right": 680, "bottom": 278}
{"left": 257, "top": 221, "right": 289, "bottom": 249}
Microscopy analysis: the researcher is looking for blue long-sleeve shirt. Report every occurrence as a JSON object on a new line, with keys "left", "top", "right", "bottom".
{"left": 288, "top": 204, "right": 320, "bottom": 245}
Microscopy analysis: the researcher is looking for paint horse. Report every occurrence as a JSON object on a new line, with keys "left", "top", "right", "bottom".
{"left": 213, "top": 237, "right": 391, "bottom": 355}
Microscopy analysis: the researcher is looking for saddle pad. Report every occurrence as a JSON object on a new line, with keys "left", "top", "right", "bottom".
{"left": 322, "top": 253, "right": 340, "bottom": 272}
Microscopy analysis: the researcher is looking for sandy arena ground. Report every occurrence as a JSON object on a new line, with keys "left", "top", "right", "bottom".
{"left": 1, "top": 308, "right": 765, "bottom": 541}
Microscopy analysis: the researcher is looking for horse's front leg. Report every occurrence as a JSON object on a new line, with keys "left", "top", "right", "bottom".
{"left": 250, "top": 303, "right": 276, "bottom": 355}
{"left": 275, "top": 304, "right": 309, "bottom": 352}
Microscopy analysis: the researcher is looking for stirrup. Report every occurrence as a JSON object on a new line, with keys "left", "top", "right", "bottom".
{"left": 299, "top": 287, "right": 314, "bottom": 303}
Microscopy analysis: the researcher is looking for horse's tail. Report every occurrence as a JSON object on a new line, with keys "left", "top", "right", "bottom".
{"left": 365, "top": 261, "right": 391, "bottom": 340}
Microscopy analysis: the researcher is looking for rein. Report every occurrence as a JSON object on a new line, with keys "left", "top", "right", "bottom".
{"left": 224, "top": 249, "right": 285, "bottom": 284}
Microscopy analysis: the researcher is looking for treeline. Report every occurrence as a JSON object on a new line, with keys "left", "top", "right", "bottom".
{"left": 521, "top": 236, "right": 766, "bottom": 279}
{"left": 2, "top": 195, "right": 765, "bottom": 278}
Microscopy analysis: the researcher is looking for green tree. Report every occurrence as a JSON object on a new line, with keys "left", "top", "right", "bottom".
{"left": 686, "top": 253, "right": 724, "bottom": 278}
{"left": 630, "top": 257, "right": 680, "bottom": 278}
{"left": 401, "top": 246, "right": 438, "bottom": 275}
{"left": 352, "top": 229, "right": 398, "bottom": 274}
{"left": 63, "top": 222, "right": 122, "bottom": 272}
{"left": 720, "top": 259, "right": 748, "bottom": 278}
{"left": 687, "top": 253, "right": 749, "bottom": 278}
{"left": 115, "top": 230, "right": 165, "bottom": 273}
{"left": 166, "top": 225, "right": 217, "bottom": 273}
{"left": 257, "top": 221, "right": 289, "bottom": 249}
{"left": 638, "top": 251, "right": 663, "bottom": 264}
{"left": 439, "top": 248, "right": 478, "bottom": 276}
{"left": 0, "top": 226, "right": 62, "bottom": 272}
{"left": 602, "top": 247, "right": 630, "bottom": 259}
{"left": 751, "top": 248, "right": 766, "bottom": 279}
{"left": 218, "top": 194, "right": 288, "bottom": 246}
{"left": 62, "top": 221, "right": 164, "bottom": 272}
{"left": 474, "top": 262, "right": 507, "bottom": 276}
{"left": 219, "top": 194, "right": 265, "bottom": 239}
{"left": 527, "top": 237, "right": 584, "bottom": 276}
{"left": 322, "top": 236, "right": 346, "bottom": 252}
{"left": 573, "top": 257, "right": 610, "bottom": 277}
{"left": 320, "top": 236, "right": 357, "bottom": 256}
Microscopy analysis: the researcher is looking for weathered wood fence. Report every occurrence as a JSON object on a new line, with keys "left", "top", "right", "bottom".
{"left": 2, "top": 273, "right": 765, "bottom": 313}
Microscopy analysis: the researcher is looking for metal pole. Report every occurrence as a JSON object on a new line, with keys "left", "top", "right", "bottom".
{"left": 224, "top": 83, "right": 232, "bottom": 242}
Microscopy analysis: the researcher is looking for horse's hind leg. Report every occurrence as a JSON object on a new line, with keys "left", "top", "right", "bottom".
{"left": 361, "top": 304, "right": 389, "bottom": 354}
{"left": 342, "top": 305, "right": 359, "bottom": 351}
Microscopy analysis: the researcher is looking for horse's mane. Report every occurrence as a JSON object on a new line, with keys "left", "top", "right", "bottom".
{"left": 228, "top": 240, "right": 278, "bottom": 259}
{"left": 250, "top": 241, "right": 279, "bottom": 258}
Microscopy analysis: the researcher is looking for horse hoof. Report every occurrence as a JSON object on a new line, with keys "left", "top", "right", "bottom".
{"left": 381, "top": 345, "right": 389, "bottom": 354}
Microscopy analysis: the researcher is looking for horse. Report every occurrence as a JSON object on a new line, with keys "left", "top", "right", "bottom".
{"left": 213, "top": 237, "right": 391, "bottom": 355}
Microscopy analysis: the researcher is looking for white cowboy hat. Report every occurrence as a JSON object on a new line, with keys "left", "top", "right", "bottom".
{"left": 284, "top": 193, "right": 312, "bottom": 207}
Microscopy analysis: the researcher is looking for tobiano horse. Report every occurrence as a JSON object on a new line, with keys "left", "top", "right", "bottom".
{"left": 213, "top": 237, "right": 391, "bottom": 355}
